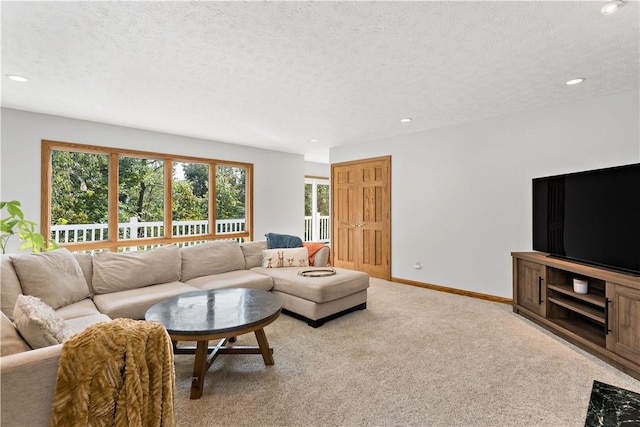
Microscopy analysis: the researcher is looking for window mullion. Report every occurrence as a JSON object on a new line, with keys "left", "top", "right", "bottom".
{"left": 164, "top": 160, "right": 173, "bottom": 239}
{"left": 40, "top": 142, "right": 53, "bottom": 247}
{"left": 210, "top": 162, "right": 217, "bottom": 237}
{"left": 312, "top": 180, "right": 319, "bottom": 241}
{"left": 109, "top": 152, "right": 119, "bottom": 250}
{"left": 246, "top": 164, "right": 253, "bottom": 241}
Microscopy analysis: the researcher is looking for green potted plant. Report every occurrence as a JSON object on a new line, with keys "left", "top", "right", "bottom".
{"left": 1, "top": 200, "right": 57, "bottom": 254}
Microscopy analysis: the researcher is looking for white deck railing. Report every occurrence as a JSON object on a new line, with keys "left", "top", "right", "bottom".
{"left": 304, "top": 215, "right": 330, "bottom": 242}
{"left": 50, "top": 218, "right": 246, "bottom": 244}
{"left": 50, "top": 215, "right": 329, "bottom": 246}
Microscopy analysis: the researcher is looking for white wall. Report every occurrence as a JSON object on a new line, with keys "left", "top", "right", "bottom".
{"left": 0, "top": 108, "right": 306, "bottom": 252}
{"left": 304, "top": 161, "right": 330, "bottom": 178}
{"left": 331, "top": 90, "right": 640, "bottom": 298}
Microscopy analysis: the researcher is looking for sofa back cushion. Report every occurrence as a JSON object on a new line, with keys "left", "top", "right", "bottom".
{"left": 180, "top": 240, "right": 245, "bottom": 281}
{"left": 1, "top": 255, "right": 23, "bottom": 321}
{"left": 240, "top": 241, "right": 267, "bottom": 269}
{"left": 92, "top": 245, "right": 181, "bottom": 295}
{"left": 73, "top": 252, "right": 94, "bottom": 291}
{"left": 1, "top": 311, "right": 31, "bottom": 355}
{"left": 10, "top": 248, "right": 91, "bottom": 310}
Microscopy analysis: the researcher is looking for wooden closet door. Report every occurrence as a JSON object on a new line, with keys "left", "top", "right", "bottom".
{"left": 332, "top": 156, "right": 390, "bottom": 279}
{"left": 332, "top": 163, "right": 358, "bottom": 271}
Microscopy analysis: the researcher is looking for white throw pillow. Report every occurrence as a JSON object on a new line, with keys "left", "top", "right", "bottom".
{"left": 262, "top": 247, "right": 309, "bottom": 268}
{"left": 12, "top": 295, "right": 69, "bottom": 349}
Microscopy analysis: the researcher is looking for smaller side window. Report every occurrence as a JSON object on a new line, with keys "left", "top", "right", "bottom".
{"left": 304, "top": 177, "right": 330, "bottom": 243}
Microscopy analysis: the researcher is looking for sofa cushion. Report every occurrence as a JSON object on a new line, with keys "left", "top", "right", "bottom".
{"left": 240, "top": 240, "right": 267, "bottom": 269}
{"left": 184, "top": 270, "right": 274, "bottom": 292}
{"left": 55, "top": 298, "right": 102, "bottom": 320}
{"left": 1, "top": 255, "right": 23, "bottom": 321}
{"left": 265, "top": 232, "right": 303, "bottom": 249}
{"left": 10, "top": 248, "right": 91, "bottom": 310}
{"left": 92, "top": 245, "right": 181, "bottom": 294}
{"left": 73, "top": 252, "right": 94, "bottom": 292}
{"left": 64, "top": 314, "right": 111, "bottom": 337}
{"left": 180, "top": 240, "right": 246, "bottom": 281}
{"left": 12, "top": 295, "right": 69, "bottom": 349}
{"left": 262, "top": 247, "right": 309, "bottom": 268}
{"left": 1, "top": 311, "right": 31, "bottom": 356}
{"left": 92, "top": 281, "right": 198, "bottom": 320}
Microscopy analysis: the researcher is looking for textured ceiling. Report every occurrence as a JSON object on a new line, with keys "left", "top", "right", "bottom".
{"left": 2, "top": 1, "right": 639, "bottom": 163}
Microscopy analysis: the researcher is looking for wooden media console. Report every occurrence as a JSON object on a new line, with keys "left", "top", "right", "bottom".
{"left": 512, "top": 252, "right": 640, "bottom": 380}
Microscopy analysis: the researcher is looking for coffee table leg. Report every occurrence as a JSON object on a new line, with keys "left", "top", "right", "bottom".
{"left": 190, "top": 340, "right": 209, "bottom": 399}
{"left": 254, "top": 328, "right": 274, "bottom": 365}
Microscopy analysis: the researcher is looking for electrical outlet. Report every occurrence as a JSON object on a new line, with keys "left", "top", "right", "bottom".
{"left": 414, "top": 261, "right": 422, "bottom": 269}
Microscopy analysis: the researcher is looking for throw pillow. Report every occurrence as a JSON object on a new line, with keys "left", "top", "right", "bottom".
{"left": 12, "top": 295, "right": 69, "bottom": 349}
{"left": 265, "top": 233, "right": 303, "bottom": 249}
{"left": 302, "top": 242, "right": 330, "bottom": 266}
{"left": 10, "top": 248, "right": 91, "bottom": 310}
{"left": 262, "top": 247, "right": 309, "bottom": 268}
{"left": 1, "top": 311, "right": 32, "bottom": 355}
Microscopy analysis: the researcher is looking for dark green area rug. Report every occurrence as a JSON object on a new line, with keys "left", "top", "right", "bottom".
{"left": 585, "top": 380, "right": 640, "bottom": 426}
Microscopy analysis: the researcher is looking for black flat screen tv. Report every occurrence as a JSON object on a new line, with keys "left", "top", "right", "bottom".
{"left": 532, "top": 163, "right": 640, "bottom": 276}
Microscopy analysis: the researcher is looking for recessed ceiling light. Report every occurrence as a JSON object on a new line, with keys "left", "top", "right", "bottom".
{"left": 400, "top": 118, "right": 412, "bottom": 123}
{"left": 6, "top": 74, "right": 28, "bottom": 83}
{"left": 309, "top": 139, "right": 318, "bottom": 143}
{"left": 601, "top": 0, "right": 624, "bottom": 15}
{"left": 565, "top": 78, "right": 586, "bottom": 86}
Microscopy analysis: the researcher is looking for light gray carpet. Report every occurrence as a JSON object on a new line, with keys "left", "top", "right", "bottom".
{"left": 173, "top": 278, "right": 640, "bottom": 426}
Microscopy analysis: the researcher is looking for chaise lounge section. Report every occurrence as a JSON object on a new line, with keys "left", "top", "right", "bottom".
{"left": 254, "top": 266, "right": 369, "bottom": 327}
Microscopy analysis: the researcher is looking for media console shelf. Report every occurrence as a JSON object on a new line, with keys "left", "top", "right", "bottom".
{"left": 512, "top": 252, "right": 640, "bottom": 380}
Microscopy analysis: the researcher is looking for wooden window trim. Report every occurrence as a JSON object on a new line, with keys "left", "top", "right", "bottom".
{"left": 41, "top": 140, "right": 253, "bottom": 252}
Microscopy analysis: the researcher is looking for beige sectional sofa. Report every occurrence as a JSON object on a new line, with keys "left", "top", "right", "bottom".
{"left": 0, "top": 239, "right": 369, "bottom": 426}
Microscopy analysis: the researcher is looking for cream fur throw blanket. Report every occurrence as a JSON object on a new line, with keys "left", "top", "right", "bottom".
{"left": 50, "top": 318, "right": 175, "bottom": 427}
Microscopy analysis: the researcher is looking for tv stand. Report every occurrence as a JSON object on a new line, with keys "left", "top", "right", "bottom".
{"left": 512, "top": 252, "right": 640, "bottom": 380}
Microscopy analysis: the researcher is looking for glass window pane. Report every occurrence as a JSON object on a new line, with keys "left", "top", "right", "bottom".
{"left": 172, "top": 162, "right": 209, "bottom": 237}
{"left": 317, "top": 182, "right": 330, "bottom": 242}
{"left": 305, "top": 183, "right": 312, "bottom": 216}
{"left": 50, "top": 150, "right": 109, "bottom": 244}
{"left": 118, "top": 156, "right": 165, "bottom": 240}
{"left": 304, "top": 183, "right": 312, "bottom": 241}
{"left": 216, "top": 165, "right": 246, "bottom": 234}
{"left": 316, "top": 183, "right": 330, "bottom": 216}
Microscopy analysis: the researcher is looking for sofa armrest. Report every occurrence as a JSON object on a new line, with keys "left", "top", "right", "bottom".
{"left": 314, "top": 246, "right": 330, "bottom": 267}
{"left": 1, "top": 344, "right": 61, "bottom": 427}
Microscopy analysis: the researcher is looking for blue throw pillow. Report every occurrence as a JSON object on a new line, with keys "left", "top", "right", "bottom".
{"left": 265, "top": 233, "right": 303, "bottom": 249}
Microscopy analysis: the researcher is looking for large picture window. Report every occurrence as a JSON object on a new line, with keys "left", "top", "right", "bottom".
{"left": 42, "top": 140, "right": 253, "bottom": 252}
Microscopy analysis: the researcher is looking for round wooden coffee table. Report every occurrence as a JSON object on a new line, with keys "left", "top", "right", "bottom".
{"left": 145, "top": 287, "right": 281, "bottom": 399}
